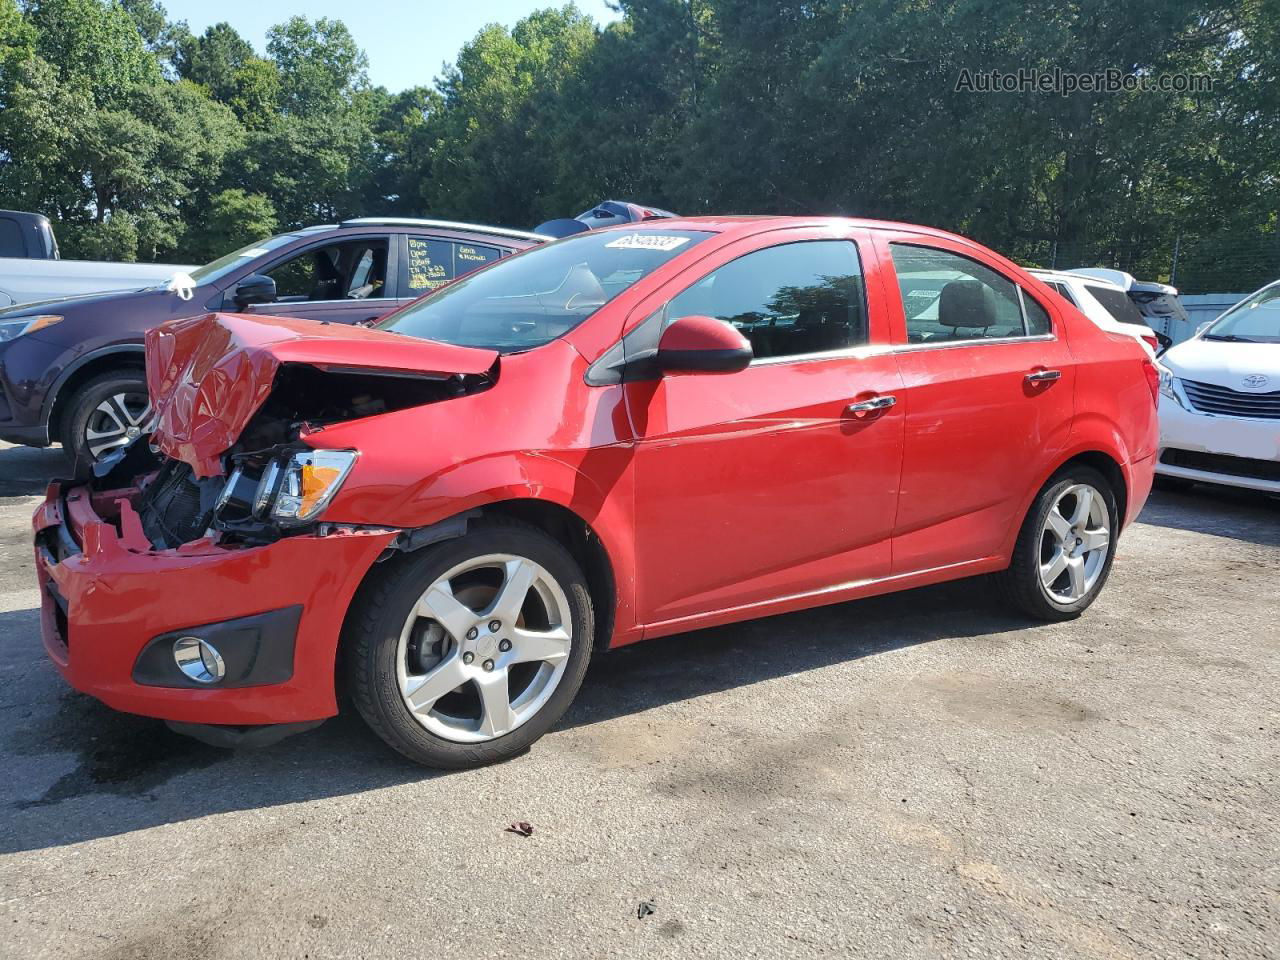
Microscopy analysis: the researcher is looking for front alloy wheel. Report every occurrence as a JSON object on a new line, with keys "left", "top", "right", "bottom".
{"left": 398, "top": 554, "right": 574, "bottom": 743}
{"left": 346, "top": 519, "right": 594, "bottom": 768}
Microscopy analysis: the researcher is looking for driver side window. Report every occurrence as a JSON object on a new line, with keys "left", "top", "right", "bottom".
{"left": 265, "top": 238, "right": 389, "bottom": 303}
{"left": 667, "top": 240, "right": 868, "bottom": 360}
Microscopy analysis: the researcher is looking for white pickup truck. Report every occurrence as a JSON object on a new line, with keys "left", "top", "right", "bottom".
{"left": 0, "top": 209, "right": 192, "bottom": 307}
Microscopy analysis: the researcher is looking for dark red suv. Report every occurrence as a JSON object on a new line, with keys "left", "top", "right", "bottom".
{"left": 0, "top": 218, "right": 543, "bottom": 467}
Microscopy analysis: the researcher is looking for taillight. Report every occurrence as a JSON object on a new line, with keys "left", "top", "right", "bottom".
{"left": 1141, "top": 333, "right": 1158, "bottom": 352}
{"left": 1141, "top": 358, "right": 1159, "bottom": 405}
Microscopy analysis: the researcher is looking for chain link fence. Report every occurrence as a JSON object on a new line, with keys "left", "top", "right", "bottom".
{"left": 1009, "top": 232, "right": 1280, "bottom": 296}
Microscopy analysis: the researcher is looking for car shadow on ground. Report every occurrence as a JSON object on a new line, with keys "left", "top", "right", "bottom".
{"left": 1139, "top": 485, "right": 1279, "bottom": 548}
{"left": 2, "top": 578, "right": 1031, "bottom": 855}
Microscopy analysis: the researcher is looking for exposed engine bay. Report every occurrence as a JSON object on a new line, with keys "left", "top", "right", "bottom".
{"left": 89, "top": 362, "right": 493, "bottom": 550}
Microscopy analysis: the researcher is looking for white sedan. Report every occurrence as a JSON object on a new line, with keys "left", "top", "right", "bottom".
{"left": 1155, "top": 280, "right": 1280, "bottom": 494}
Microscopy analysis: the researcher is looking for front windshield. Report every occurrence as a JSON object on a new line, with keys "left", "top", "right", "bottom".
{"left": 378, "top": 229, "right": 712, "bottom": 352}
{"left": 1206, "top": 283, "right": 1280, "bottom": 343}
{"left": 186, "top": 233, "right": 302, "bottom": 286}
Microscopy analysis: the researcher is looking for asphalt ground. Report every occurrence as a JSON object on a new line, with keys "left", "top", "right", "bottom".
{"left": 1, "top": 440, "right": 1276, "bottom": 959}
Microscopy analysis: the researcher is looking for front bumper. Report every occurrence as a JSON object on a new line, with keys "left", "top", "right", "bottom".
{"left": 1157, "top": 399, "right": 1280, "bottom": 494}
{"left": 32, "top": 482, "right": 396, "bottom": 725}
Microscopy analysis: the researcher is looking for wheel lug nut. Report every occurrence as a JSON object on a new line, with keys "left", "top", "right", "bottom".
{"left": 489, "top": 620, "right": 501, "bottom": 632}
{"left": 463, "top": 652, "right": 475, "bottom": 664}
{"left": 499, "top": 639, "right": 512, "bottom": 652}
{"left": 466, "top": 626, "right": 479, "bottom": 640}
{"left": 483, "top": 659, "right": 495, "bottom": 672}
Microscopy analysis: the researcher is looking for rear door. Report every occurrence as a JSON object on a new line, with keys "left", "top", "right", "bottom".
{"left": 624, "top": 227, "right": 906, "bottom": 628}
{"left": 872, "top": 234, "right": 1076, "bottom": 574}
{"left": 242, "top": 233, "right": 397, "bottom": 325}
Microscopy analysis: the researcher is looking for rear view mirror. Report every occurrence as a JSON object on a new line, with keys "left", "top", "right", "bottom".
{"left": 233, "top": 274, "right": 277, "bottom": 307}
{"left": 655, "top": 315, "right": 752, "bottom": 374}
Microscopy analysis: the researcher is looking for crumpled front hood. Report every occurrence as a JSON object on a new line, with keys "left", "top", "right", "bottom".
{"left": 146, "top": 312, "right": 498, "bottom": 477}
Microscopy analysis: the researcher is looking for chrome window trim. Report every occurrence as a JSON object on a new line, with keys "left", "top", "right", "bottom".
{"left": 258, "top": 296, "right": 401, "bottom": 308}
{"left": 748, "top": 332, "right": 1057, "bottom": 366}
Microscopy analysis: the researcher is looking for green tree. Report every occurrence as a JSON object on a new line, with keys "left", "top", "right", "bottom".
{"left": 182, "top": 187, "right": 276, "bottom": 262}
{"left": 267, "top": 15, "right": 368, "bottom": 116}
{"left": 420, "top": 5, "right": 599, "bottom": 225}
{"left": 175, "top": 21, "right": 255, "bottom": 102}
{"left": 25, "top": 0, "right": 161, "bottom": 106}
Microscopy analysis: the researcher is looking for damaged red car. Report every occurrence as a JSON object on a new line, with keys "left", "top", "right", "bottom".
{"left": 33, "top": 217, "right": 1158, "bottom": 768}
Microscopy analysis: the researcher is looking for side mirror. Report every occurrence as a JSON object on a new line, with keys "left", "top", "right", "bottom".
{"left": 233, "top": 274, "right": 277, "bottom": 307}
{"left": 655, "top": 315, "right": 752, "bottom": 375}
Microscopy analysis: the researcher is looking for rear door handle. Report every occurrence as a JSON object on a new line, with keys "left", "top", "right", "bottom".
{"left": 846, "top": 395, "right": 897, "bottom": 415}
{"left": 1025, "top": 369, "right": 1062, "bottom": 384}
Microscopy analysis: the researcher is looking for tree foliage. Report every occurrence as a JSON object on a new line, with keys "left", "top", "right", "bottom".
{"left": 0, "top": 0, "right": 1274, "bottom": 291}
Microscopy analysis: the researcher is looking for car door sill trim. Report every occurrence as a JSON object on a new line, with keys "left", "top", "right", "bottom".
{"left": 642, "top": 556, "right": 1002, "bottom": 634}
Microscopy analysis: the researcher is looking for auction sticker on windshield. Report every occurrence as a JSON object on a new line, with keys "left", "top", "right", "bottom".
{"left": 604, "top": 234, "right": 692, "bottom": 252}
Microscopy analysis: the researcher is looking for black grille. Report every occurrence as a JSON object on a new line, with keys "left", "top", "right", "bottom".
{"left": 1160, "top": 449, "right": 1280, "bottom": 482}
{"left": 1181, "top": 379, "right": 1280, "bottom": 420}
{"left": 139, "top": 461, "right": 221, "bottom": 548}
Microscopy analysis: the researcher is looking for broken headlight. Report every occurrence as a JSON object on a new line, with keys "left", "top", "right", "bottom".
{"left": 269, "top": 449, "right": 358, "bottom": 525}
{"left": 218, "top": 449, "right": 358, "bottom": 530}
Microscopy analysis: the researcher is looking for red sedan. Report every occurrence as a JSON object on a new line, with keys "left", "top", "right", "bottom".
{"left": 33, "top": 217, "right": 1159, "bottom": 767}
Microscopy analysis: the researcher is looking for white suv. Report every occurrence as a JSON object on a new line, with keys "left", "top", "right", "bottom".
{"left": 1155, "top": 280, "right": 1280, "bottom": 494}
{"left": 1030, "top": 269, "right": 1160, "bottom": 355}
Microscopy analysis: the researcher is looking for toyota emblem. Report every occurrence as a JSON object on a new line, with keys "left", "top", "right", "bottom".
{"left": 1241, "top": 374, "right": 1270, "bottom": 390}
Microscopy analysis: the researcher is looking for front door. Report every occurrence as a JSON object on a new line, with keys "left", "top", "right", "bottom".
{"left": 624, "top": 229, "right": 905, "bottom": 628}
{"left": 244, "top": 233, "right": 397, "bottom": 325}
{"left": 875, "top": 236, "right": 1077, "bottom": 573}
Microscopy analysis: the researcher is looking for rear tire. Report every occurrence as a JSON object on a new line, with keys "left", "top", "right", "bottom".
{"left": 60, "top": 371, "right": 150, "bottom": 477}
{"left": 344, "top": 518, "right": 594, "bottom": 769}
{"left": 996, "top": 465, "right": 1119, "bottom": 621}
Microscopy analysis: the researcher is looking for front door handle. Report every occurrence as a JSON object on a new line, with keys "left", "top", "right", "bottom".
{"left": 1025, "top": 369, "right": 1062, "bottom": 384}
{"left": 846, "top": 395, "right": 897, "bottom": 415}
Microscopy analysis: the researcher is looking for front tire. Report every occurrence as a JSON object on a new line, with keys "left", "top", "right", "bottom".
{"left": 344, "top": 519, "right": 594, "bottom": 769}
{"left": 997, "top": 465, "right": 1119, "bottom": 621}
{"left": 60, "top": 371, "right": 151, "bottom": 476}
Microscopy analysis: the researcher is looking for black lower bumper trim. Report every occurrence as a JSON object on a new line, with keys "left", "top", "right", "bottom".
{"left": 132, "top": 605, "right": 303, "bottom": 688}
{"left": 167, "top": 719, "right": 326, "bottom": 749}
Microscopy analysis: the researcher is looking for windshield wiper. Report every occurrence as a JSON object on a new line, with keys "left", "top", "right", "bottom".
{"left": 1202, "top": 333, "right": 1261, "bottom": 343}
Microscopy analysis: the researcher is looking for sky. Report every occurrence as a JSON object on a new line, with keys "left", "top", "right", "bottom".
{"left": 161, "top": 0, "right": 622, "bottom": 92}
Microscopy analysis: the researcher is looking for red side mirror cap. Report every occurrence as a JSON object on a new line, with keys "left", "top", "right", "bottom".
{"left": 656, "top": 315, "right": 752, "bottom": 374}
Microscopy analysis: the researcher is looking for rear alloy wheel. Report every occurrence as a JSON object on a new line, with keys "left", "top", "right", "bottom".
{"left": 61, "top": 371, "right": 152, "bottom": 474}
{"left": 346, "top": 520, "right": 593, "bottom": 768}
{"left": 997, "top": 466, "right": 1118, "bottom": 621}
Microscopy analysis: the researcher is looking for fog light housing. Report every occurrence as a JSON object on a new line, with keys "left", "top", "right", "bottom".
{"left": 173, "top": 636, "right": 225, "bottom": 684}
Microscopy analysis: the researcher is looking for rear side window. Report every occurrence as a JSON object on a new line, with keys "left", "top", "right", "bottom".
{"left": 406, "top": 238, "right": 502, "bottom": 296}
{"left": 1085, "top": 284, "right": 1148, "bottom": 326}
{"left": 1021, "top": 291, "right": 1052, "bottom": 335}
{"left": 890, "top": 244, "right": 1029, "bottom": 342}
{"left": 667, "top": 240, "right": 868, "bottom": 359}
{"left": 0, "top": 217, "right": 25, "bottom": 257}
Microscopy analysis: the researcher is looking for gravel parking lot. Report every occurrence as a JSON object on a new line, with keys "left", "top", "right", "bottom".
{"left": 0, "top": 440, "right": 1276, "bottom": 959}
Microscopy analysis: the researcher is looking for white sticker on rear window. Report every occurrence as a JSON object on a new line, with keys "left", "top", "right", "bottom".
{"left": 240, "top": 248, "right": 269, "bottom": 258}
{"left": 604, "top": 234, "right": 691, "bottom": 252}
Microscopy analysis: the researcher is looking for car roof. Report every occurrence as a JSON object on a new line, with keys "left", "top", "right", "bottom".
{"left": 338, "top": 218, "right": 545, "bottom": 242}
{"left": 612, "top": 215, "right": 992, "bottom": 248}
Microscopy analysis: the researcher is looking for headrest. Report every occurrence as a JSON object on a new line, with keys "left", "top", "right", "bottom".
{"left": 938, "top": 279, "right": 997, "bottom": 328}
